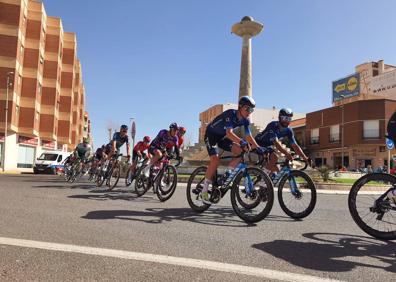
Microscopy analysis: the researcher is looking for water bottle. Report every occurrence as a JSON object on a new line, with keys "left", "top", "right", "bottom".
{"left": 218, "top": 170, "right": 231, "bottom": 186}
{"left": 223, "top": 164, "right": 244, "bottom": 186}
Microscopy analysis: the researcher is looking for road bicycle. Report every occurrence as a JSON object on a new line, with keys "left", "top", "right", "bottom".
{"left": 256, "top": 151, "right": 316, "bottom": 219}
{"left": 186, "top": 151, "right": 274, "bottom": 223}
{"left": 348, "top": 172, "right": 396, "bottom": 240}
{"left": 95, "top": 153, "right": 123, "bottom": 190}
{"left": 134, "top": 153, "right": 181, "bottom": 202}
{"left": 125, "top": 157, "right": 149, "bottom": 187}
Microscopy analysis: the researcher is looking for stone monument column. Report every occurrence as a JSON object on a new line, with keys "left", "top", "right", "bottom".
{"left": 232, "top": 16, "right": 263, "bottom": 99}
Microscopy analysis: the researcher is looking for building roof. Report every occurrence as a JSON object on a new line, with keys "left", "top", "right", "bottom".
{"left": 290, "top": 117, "right": 306, "bottom": 128}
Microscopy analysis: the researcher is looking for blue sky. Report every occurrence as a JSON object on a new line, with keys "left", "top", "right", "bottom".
{"left": 43, "top": 0, "right": 396, "bottom": 147}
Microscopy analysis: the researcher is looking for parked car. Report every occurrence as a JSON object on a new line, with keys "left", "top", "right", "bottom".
{"left": 33, "top": 151, "right": 69, "bottom": 174}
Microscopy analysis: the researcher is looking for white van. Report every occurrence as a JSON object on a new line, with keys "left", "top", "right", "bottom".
{"left": 33, "top": 151, "right": 70, "bottom": 174}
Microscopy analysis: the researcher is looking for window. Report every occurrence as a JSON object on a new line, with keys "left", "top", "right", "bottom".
{"left": 373, "top": 69, "right": 379, "bottom": 77}
{"left": 17, "top": 145, "right": 35, "bottom": 168}
{"left": 310, "top": 128, "right": 319, "bottom": 144}
{"left": 363, "top": 120, "right": 380, "bottom": 139}
{"left": 57, "top": 155, "right": 63, "bottom": 162}
{"left": 330, "top": 125, "right": 340, "bottom": 142}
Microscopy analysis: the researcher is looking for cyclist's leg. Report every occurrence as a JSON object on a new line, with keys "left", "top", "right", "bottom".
{"left": 217, "top": 138, "right": 240, "bottom": 169}
{"left": 130, "top": 153, "right": 139, "bottom": 174}
{"left": 143, "top": 147, "right": 162, "bottom": 176}
{"left": 201, "top": 134, "right": 222, "bottom": 202}
{"left": 267, "top": 152, "right": 279, "bottom": 173}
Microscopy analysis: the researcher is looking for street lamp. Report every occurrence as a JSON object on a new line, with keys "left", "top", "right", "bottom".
{"left": 2, "top": 72, "right": 14, "bottom": 172}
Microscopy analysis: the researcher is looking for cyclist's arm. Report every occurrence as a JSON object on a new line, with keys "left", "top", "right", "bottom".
{"left": 126, "top": 143, "right": 131, "bottom": 157}
{"left": 273, "top": 140, "right": 292, "bottom": 158}
{"left": 245, "top": 134, "right": 260, "bottom": 149}
{"left": 225, "top": 128, "right": 243, "bottom": 144}
{"left": 291, "top": 143, "right": 308, "bottom": 161}
{"left": 112, "top": 140, "right": 116, "bottom": 152}
{"left": 174, "top": 143, "right": 180, "bottom": 158}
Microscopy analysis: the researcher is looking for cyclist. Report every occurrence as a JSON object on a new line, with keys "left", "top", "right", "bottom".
{"left": 72, "top": 137, "right": 93, "bottom": 174}
{"left": 201, "top": 96, "right": 263, "bottom": 203}
{"left": 254, "top": 108, "right": 310, "bottom": 178}
{"left": 166, "top": 126, "right": 186, "bottom": 157}
{"left": 127, "top": 136, "right": 151, "bottom": 183}
{"left": 143, "top": 123, "right": 180, "bottom": 177}
{"left": 90, "top": 145, "right": 105, "bottom": 173}
{"left": 104, "top": 124, "right": 131, "bottom": 161}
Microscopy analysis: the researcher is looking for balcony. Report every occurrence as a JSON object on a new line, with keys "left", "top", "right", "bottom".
{"left": 329, "top": 134, "right": 340, "bottom": 143}
{"left": 310, "top": 137, "right": 319, "bottom": 144}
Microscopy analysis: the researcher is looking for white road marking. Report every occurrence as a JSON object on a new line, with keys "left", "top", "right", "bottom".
{"left": 0, "top": 236, "right": 344, "bottom": 282}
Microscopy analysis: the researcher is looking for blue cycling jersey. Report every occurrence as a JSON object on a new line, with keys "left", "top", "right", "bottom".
{"left": 255, "top": 121, "right": 296, "bottom": 147}
{"left": 109, "top": 132, "right": 129, "bottom": 150}
{"left": 206, "top": 109, "right": 251, "bottom": 137}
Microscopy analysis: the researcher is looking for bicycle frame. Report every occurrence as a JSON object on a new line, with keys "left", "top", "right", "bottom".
{"left": 212, "top": 152, "right": 255, "bottom": 201}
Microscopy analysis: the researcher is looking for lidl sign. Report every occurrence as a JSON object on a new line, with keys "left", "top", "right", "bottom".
{"left": 332, "top": 73, "right": 360, "bottom": 102}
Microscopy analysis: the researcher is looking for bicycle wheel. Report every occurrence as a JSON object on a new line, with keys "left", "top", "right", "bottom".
{"left": 186, "top": 166, "right": 211, "bottom": 213}
{"left": 125, "top": 168, "right": 134, "bottom": 187}
{"left": 278, "top": 170, "right": 317, "bottom": 219}
{"left": 95, "top": 167, "right": 106, "bottom": 187}
{"left": 155, "top": 165, "right": 178, "bottom": 202}
{"left": 230, "top": 167, "right": 274, "bottom": 223}
{"left": 348, "top": 173, "right": 396, "bottom": 240}
{"left": 107, "top": 163, "right": 121, "bottom": 190}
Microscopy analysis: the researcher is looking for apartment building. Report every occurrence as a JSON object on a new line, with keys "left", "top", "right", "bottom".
{"left": 0, "top": 0, "right": 90, "bottom": 171}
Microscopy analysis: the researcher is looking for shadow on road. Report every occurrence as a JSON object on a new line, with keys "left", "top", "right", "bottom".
{"left": 252, "top": 232, "right": 396, "bottom": 273}
{"left": 80, "top": 207, "right": 290, "bottom": 227}
{"left": 33, "top": 184, "right": 96, "bottom": 189}
{"left": 68, "top": 192, "right": 156, "bottom": 203}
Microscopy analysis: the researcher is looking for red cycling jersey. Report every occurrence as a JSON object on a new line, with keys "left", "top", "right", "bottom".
{"left": 134, "top": 141, "right": 150, "bottom": 153}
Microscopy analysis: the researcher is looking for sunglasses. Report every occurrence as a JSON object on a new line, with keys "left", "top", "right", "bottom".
{"left": 245, "top": 106, "right": 254, "bottom": 113}
{"left": 280, "top": 116, "right": 292, "bottom": 122}
{"left": 121, "top": 130, "right": 127, "bottom": 133}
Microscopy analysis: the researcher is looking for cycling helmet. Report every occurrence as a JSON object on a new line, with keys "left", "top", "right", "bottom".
{"left": 169, "top": 123, "right": 178, "bottom": 130}
{"left": 238, "top": 96, "right": 256, "bottom": 108}
{"left": 279, "top": 108, "right": 293, "bottom": 119}
{"left": 278, "top": 108, "right": 293, "bottom": 126}
{"left": 178, "top": 127, "right": 186, "bottom": 134}
{"left": 143, "top": 136, "right": 151, "bottom": 143}
{"left": 120, "top": 124, "right": 128, "bottom": 131}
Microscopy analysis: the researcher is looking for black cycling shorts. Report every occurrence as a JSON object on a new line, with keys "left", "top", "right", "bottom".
{"left": 204, "top": 131, "right": 233, "bottom": 156}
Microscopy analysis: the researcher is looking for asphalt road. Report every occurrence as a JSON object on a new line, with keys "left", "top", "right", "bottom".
{"left": 0, "top": 174, "right": 394, "bottom": 281}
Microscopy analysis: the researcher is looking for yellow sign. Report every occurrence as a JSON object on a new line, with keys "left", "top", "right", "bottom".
{"left": 347, "top": 76, "right": 358, "bottom": 91}
{"left": 334, "top": 83, "right": 346, "bottom": 93}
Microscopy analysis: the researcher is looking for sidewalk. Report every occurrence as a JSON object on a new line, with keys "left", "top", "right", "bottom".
{"left": 0, "top": 168, "right": 33, "bottom": 175}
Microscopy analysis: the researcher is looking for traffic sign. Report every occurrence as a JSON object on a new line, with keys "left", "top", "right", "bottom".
{"left": 386, "top": 138, "right": 394, "bottom": 150}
